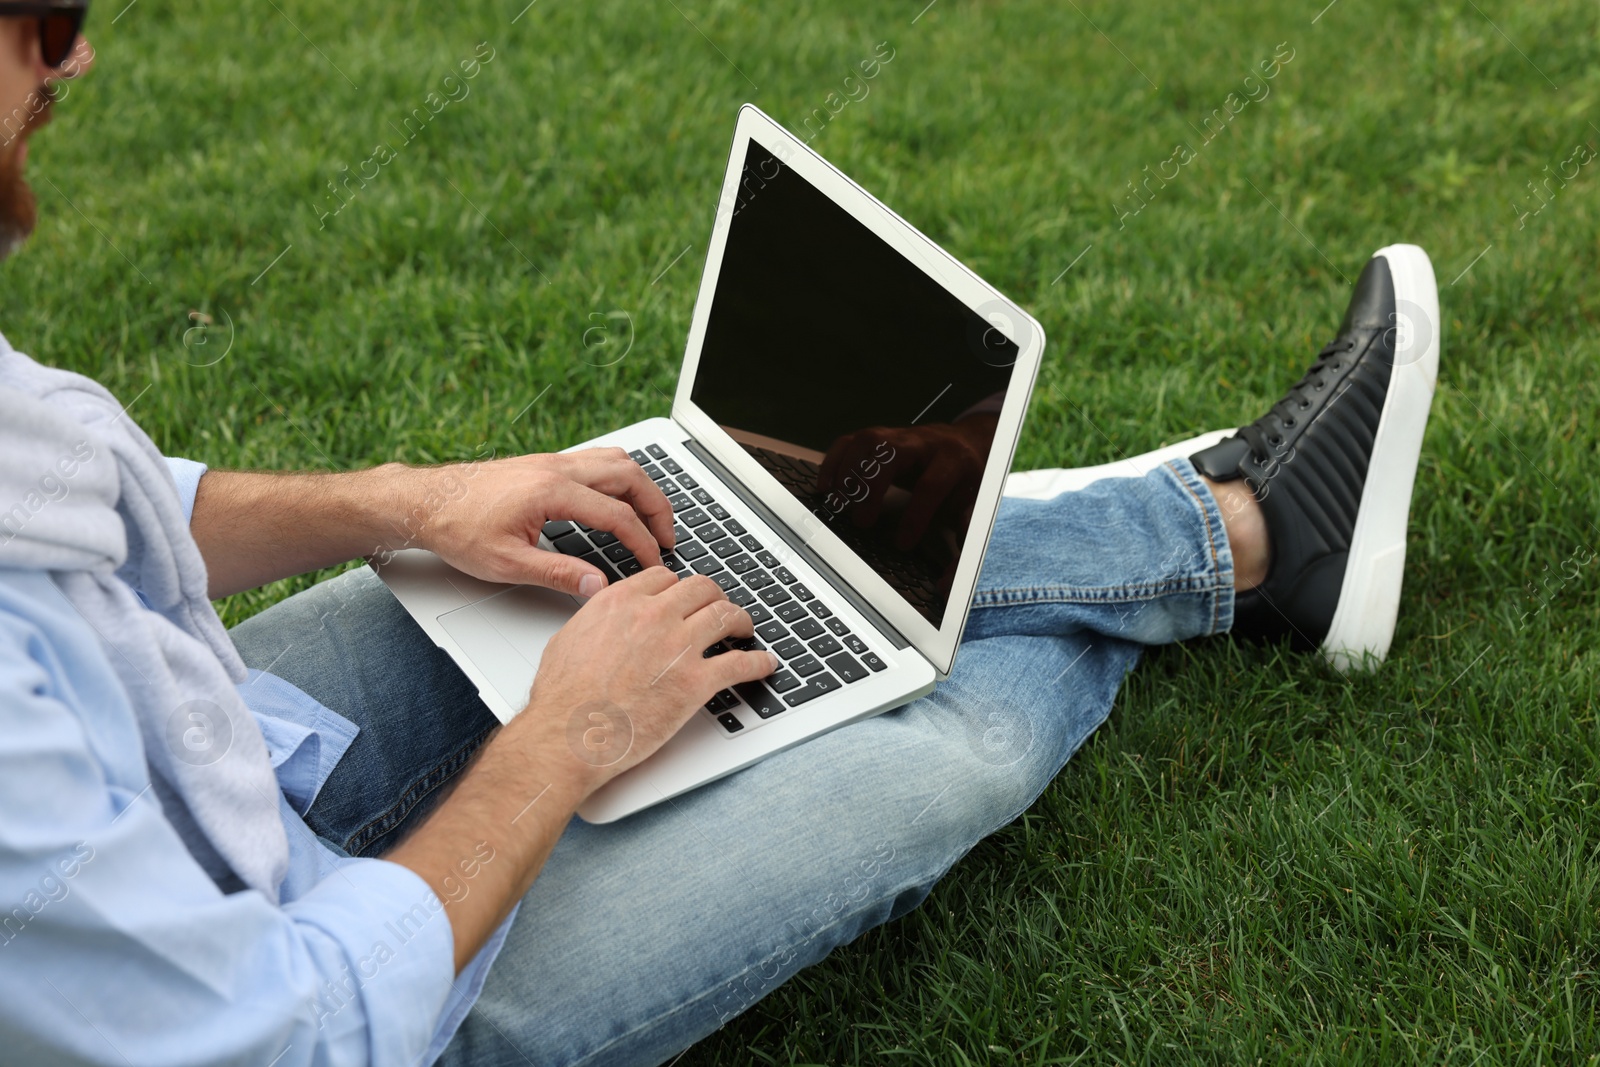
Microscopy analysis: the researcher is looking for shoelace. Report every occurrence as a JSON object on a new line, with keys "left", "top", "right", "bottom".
{"left": 1238, "top": 338, "right": 1358, "bottom": 462}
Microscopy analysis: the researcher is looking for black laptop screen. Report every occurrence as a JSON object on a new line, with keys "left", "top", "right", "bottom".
{"left": 689, "top": 139, "right": 1020, "bottom": 629}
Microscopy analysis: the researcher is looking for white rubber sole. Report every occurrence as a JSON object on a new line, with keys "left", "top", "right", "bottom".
{"left": 1319, "top": 243, "right": 1440, "bottom": 672}
{"left": 1002, "top": 428, "right": 1238, "bottom": 500}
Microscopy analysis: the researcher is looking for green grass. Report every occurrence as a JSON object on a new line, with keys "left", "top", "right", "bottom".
{"left": 8, "top": 0, "right": 1599, "bottom": 1061}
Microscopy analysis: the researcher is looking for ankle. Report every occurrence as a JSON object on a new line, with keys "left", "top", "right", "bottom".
{"left": 1203, "top": 476, "right": 1270, "bottom": 591}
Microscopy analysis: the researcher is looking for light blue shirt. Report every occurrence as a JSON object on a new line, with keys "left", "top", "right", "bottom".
{"left": 0, "top": 458, "right": 509, "bottom": 1065}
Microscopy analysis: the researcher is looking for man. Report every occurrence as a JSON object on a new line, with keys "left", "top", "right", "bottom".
{"left": 0, "top": 6, "right": 1438, "bottom": 1065}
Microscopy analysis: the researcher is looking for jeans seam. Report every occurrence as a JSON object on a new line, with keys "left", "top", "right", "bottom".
{"left": 343, "top": 724, "right": 497, "bottom": 856}
{"left": 1163, "top": 459, "right": 1229, "bottom": 634}
{"left": 972, "top": 574, "right": 1227, "bottom": 606}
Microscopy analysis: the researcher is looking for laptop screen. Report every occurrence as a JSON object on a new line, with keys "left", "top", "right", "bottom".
{"left": 690, "top": 139, "right": 1020, "bottom": 630}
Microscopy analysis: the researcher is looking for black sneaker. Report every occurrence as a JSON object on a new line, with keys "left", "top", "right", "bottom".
{"left": 1190, "top": 244, "right": 1440, "bottom": 670}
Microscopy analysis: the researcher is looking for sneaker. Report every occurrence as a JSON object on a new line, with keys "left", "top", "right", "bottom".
{"left": 1190, "top": 244, "right": 1440, "bottom": 671}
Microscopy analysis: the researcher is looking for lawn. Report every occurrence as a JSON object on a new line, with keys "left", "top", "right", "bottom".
{"left": 7, "top": 0, "right": 1598, "bottom": 1061}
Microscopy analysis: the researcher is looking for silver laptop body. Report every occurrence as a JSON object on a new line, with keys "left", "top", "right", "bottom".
{"left": 377, "top": 104, "right": 1045, "bottom": 822}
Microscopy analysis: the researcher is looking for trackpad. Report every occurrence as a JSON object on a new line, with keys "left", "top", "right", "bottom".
{"left": 437, "top": 585, "right": 580, "bottom": 712}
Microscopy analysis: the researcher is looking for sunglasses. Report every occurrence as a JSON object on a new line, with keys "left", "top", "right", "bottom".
{"left": 0, "top": 1, "right": 89, "bottom": 69}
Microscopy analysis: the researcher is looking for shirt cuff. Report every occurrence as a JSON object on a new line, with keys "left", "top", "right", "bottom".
{"left": 284, "top": 857, "right": 459, "bottom": 1067}
{"left": 164, "top": 457, "right": 208, "bottom": 524}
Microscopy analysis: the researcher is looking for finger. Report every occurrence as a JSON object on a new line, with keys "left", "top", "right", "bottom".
{"left": 817, "top": 430, "right": 868, "bottom": 494}
{"left": 663, "top": 573, "right": 731, "bottom": 621}
{"left": 624, "top": 564, "right": 681, "bottom": 597}
{"left": 550, "top": 480, "right": 664, "bottom": 570}
{"left": 689, "top": 598, "right": 754, "bottom": 648}
{"left": 558, "top": 448, "right": 676, "bottom": 550}
{"left": 708, "top": 648, "right": 781, "bottom": 690}
{"left": 514, "top": 544, "right": 613, "bottom": 598}
{"left": 896, "top": 457, "right": 964, "bottom": 549}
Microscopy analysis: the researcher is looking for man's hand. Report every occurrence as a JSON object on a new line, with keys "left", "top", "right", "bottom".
{"left": 414, "top": 448, "right": 676, "bottom": 597}
{"left": 513, "top": 565, "right": 779, "bottom": 789}
{"left": 383, "top": 566, "right": 778, "bottom": 973}
{"left": 188, "top": 446, "right": 676, "bottom": 599}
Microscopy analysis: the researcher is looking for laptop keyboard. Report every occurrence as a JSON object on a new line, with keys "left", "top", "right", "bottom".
{"left": 540, "top": 443, "right": 888, "bottom": 735}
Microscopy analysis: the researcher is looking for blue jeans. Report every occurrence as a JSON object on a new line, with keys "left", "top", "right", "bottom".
{"left": 228, "top": 458, "right": 1235, "bottom": 1067}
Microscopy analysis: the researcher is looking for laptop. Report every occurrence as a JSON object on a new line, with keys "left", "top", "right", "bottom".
{"left": 376, "top": 104, "right": 1045, "bottom": 822}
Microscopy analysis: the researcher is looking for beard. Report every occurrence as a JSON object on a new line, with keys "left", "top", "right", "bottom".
{"left": 0, "top": 87, "right": 52, "bottom": 260}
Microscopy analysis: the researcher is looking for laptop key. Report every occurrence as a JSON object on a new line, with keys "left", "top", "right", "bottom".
{"left": 826, "top": 618, "right": 851, "bottom": 637}
{"left": 676, "top": 472, "right": 696, "bottom": 488}
{"left": 692, "top": 556, "right": 724, "bottom": 576}
{"left": 745, "top": 569, "right": 775, "bottom": 590}
{"left": 704, "top": 689, "right": 738, "bottom": 712}
{"left": 732, "top": 680, "right": 786, "bottom": 720}
{"left": 680, "top": 508, "right": 710, "bottom": 527}
{"left": 578, "top": 551, "right": 621, "bottom": 584}
{"left": 691, "top": 488, "right": 713, "bottom": 505}
{"left": 808, "top": 635, "right": 842, "bottom": 658}
{"left": 739, "top": 534, "right": 763, "bottom": 553}
{"left": 542, "top": 520, "right": 575, "bottom": 541}
{"left": 767, "top": 670, "right": 800, "bottom": 693}
{"left": 727, "top": 587, "right": 755, "bottom": 607}
{"left": 697, "top": 522, "right": 727, "bottom": 543}
{"left": 774, "top": 567, "right": 797, "bottom": 585}
{"left": 790, "top": 654, "right": 823, "bottom": 677}
{"left": 617, "top": 558, "right": 644, "bottom": 577}
{"left": 807, "top": 601, "right": 833, "bottom": 619}
{"left": 791, "top": 583, "right": 815, "bottom": 601}
{"left": 629, "top": 449, "right": 649, "bottom": 464}
{"left": 756, "top": 550, "right": 782, "bottom": 569}
{"left": 713, "top": 572, "right": 740, "bottom": 592}
{"left": 667, "top": 494, "right": 693, "bottom": 513}
{"left": 783, "top": 673, "right": 841, "bottom": 706}
{"left": 747, "top": 604, "right": 774, "bottom": 625}
{"left": 774, "top": 600, "right": 810, "bottom": 624}
{"left": 552, "top": 531, "right": 589, "bottom": 556}
{"left": 711, "top": 539, "right": 741, "bottom": 559}
{"left": 826, "top": 652, "right": 869, "bottom": 684}
{"left": 724, "top": 519, "right": 746, "bottom": 536}
{"left": 709, "top": 504, "right": 731, "bottom": 521}
{"left": 661, "top": 552, "right": 685, "bottom": 572}
{"left": 756, "top": 621, "right": 788, "bottom": 642}
{"left": 675, "top": 540, "right": 709, "bottom": 561}
{"left": 716, "top": 713, "right": 744, "bottom": 733}
{"left": 641, "top": 463, "right": 665, "bottom": 481}
{"left": 656, "top": 479, "right": 680, "bottom": 496}
{"left": 758, "top": 586, "right": 792, "bottom": 607}
{"left": 662, "top": 458, "right": 683, "bottom": 475}
{"left": 674, "top": 523, "right": 693, "bottom": 544}
{"left": 726, "top": 553, "right": 756, "bottom": 574}
{"left": 791, "top": 618, "right": 824, "bottom": 641}
{"left": 647, "top": 443, "right": 667, "bottom": 459}
{"left": 843, "top": 634, "right": 869, "bottom": 655}
{"left": 772, "top": 637, "right": 805, "bottom": 659}
{"left": 602, "top": 542, "right": 633, "bottom": 563}
{"left": 589, "top": 530, "right": 619, "bottom": 548}
{"left": 862, "top": 652, "right": 887, "bottom": 672}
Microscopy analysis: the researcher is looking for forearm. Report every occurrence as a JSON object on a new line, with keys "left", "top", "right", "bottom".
{"left": 190, "top": 465, "right": 434, "bottom": 597}
{"left": 382, "top": 708, "right": 593, "bottom": 973}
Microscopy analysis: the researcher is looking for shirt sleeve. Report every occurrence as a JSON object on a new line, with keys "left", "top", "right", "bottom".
{"left": 0, "top": 581, "right": 461, "bottom": 1067}
{"left": 163, "top": 456, "right": 207, "bottom": 524}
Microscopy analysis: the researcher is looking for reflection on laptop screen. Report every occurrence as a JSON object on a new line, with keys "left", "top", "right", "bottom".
{"left": 690, "top": 139, "right": 1019, "bottom": 629}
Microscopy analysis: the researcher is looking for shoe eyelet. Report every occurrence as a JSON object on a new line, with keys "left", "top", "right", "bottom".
{"left": 1299, "top": 399, "right": 1312, "bottom": 410}
{"left": 1283, "top": 417, "right": 1296, "bottom": 428}
{"left": 1314, "top": 381, "right": 1326, "bottom": 391}
{"left": 1269, "top": 434, "right": 1283, "bottom": 447}
{"left": 1330, "top": 362, "right": 1341, "bottom": 371}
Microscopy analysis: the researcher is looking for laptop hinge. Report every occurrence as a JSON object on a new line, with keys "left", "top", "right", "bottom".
{"left": 680, "top": 437, "right": 915, "bottom": 652}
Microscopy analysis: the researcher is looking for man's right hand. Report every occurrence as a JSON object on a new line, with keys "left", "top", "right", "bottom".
{"left": 511, "top": 566, "right": 780, "bottom": 795}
